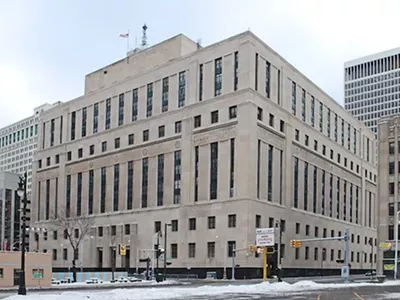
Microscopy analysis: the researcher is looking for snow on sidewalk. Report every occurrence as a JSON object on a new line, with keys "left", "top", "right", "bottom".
{"left": 4, "top": 280, "right": 400, "bottom": 300}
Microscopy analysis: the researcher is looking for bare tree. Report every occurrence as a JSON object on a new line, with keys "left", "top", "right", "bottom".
{"left": 50, "top": 207, "right": 95, "bottom": 282}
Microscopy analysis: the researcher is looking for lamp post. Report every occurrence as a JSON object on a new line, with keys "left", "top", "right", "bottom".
{"left": 163, "top": 223, "right": 171, "bottom": 281}
{"left": 394, "top": 210, "right": 400, "bottom": 280}
{"left": 321, "top": 248, "right": 326, "bottom": 277}
{"left": 17, "top": 172, "right": 29, "bottom": 296}
{"left": 275, "top": 220, "right": 283, "bottom": 282}
{"left": 216, "top": 235, "right": 227, "bottom": 279}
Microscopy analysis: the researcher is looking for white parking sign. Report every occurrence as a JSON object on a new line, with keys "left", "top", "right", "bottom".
{"left": 256, "top": 228, "right": 275, "bottom": 247}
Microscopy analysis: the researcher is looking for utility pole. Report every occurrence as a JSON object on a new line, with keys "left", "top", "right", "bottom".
{"left": 17, "top": 172, "right": 29, "bottom": 295}
{"left": 163, "top": 223, "right": 171, "bottom": 281}
{"left": 231, "top": 244, "right": 236, "bottom": 280}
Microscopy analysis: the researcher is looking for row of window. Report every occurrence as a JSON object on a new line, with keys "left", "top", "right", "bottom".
{"left": 345, "top": 72, "right": 400, "bottom": 90}
{"left": 294, "top": 129, "right": 376, "bottom": 182}
{"left": 345, "top": 56, "right": 400, "bottom": 81}
{"left": 0, "top": 124, "right": 38, "bottom": 148}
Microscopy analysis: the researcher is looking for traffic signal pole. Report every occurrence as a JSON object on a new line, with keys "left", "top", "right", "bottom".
{"left": 263, "top": 247, "right": 267, "bottom": 281}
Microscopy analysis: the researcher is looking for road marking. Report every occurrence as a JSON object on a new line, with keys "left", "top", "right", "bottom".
{"left": 353, "top": 292, "right": 364, "bottom": 300}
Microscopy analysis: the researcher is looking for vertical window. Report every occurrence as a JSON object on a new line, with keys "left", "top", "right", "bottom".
{"left": 77, "top": 173, "right": 82, "bottom": 216}
{"left": 142, "top": 158, "right": 148, "bottom": 208}
{"left": 55, "top": 178, "right": 58, "bottom": 218}
{"left": 82, "top": 107, "right": 87, "bottom": 137}
{"left": 321, "top": 170, "right": 325, "bottom": 215}
{"left": 194, "top": 146, "right": 199, "bottom": 202}
{"left": 319, "top": 102, "right": 323, "bottom": 133}
{"left": 229, "top": 105, "right": 237, "bottom": 119}
{"left": 158, "top": 125, "right": 165, "bottom": 138}
{"left": 42, "top": 123, "right": 46, "bottom": 148}
{"left": 265, "top": 61, "right": 271, "bottom": 98}
{"left": 70, "top": 111, "right": 76, "bottom": 141}
{"left": 102, "top": 141, "right": 107, "bottom": 152}
{"left": 128, "top": 134, "right": 134, "bottom": 145}
{"left": 88, "top": 170, "right": 94, "bottom": 215}
{"left": 105, "top": 98, "right": 111, "bottom": 130}
{"left": 347, "top": 124, "right": 351, "bottom": 151}
{"left": 301, "top": 89, "right": 306, "bottom": 121}
{"left": 174, "top": 151, "right": 181, "bottom": 204}
{"left": 336, "top": 178, "right": 340, "bottom": 219}
{"left": 127, "top": 161, "right": 133, "bottom": 210}
{"left": 366, "top": 138, "right": 370, "bottom": 163}
{"left": 162, "top": 77, "right": 169, "bottom": 112}
{"left": 353, "top": 129, "right": 357, "bottom": 154}
{"left": 304, "top": 162, "right": 308, "bottom": 211}
{"left": 215, "top": 58, "right": 222, "bottom": 96}
{"left": 350, "top": 183, "right": 353, "bottom": 223}
{"left": 60, "top": 116, "right": 63, "bottom": 144}
{"left": 310, "top": 96, "right": 315, "bottom": 126}
{"left": 343, "top": 180, "right": 347, "bottom": 221}
{"left": 208, "top": 242, "right": 215, "bottom": 258}
{"left": 257, "top": 140, "right": 261, "bottom": 198}
{"left": 313, "top": 166, "right": 317, "bottom": 214}
{"left": 118, "top": 93, "right": 124, "bottom": 126}
{"left": 267, "top": 145, "right": 273, "bottom": 201}
{"left": 143, "top": 129, "right": 149, "bottom": 142}
{"left": 293, "top": 157, "right": 299, "bottom": 208}
{"left": 113, "top": 164, "right": 119, "bottom": 211}
{"left": 194, "top": 115, "right": 201, "bottom": 128}
{"left": 368, "top": 191, "right": 372, "bottom": 227}
{"left": 291, "top": 82, "right": 296, "bottom": 115}
{"left": 146, "top": 83, "right": 153, "bottom": 117}
{"left": 93, "top": 103, "right": 99, "bottom": 134}
{"left": 45, "top": 179, "right": 50, "bottom": 220}
{"left": 66, "top": 175, "right": 71, "bottom": 217}
{"left": 175, "top": 121, "right": 182, "bottom": 133}
{"left": 329, "top": 174, "right": 333, "bottom": 218}
{"left": 234, "top": 51, "right": 239, "bottom": 91}
{"left": 50, "top": 119, "right": 55, "bottom": 147}
{"left": 132, "top": 88, "right": 138, "bottom": 121}
{"left": 341, "top": 119, "right": 344, "bottom": 146}
{"left": 178, "top": 71, "right": 186, "bottom": 107}
{"left": 334, "top": 114, "right": 338, "bottom": 142}
{"left": 327, "top": 108, "right": 331, "bottom": 137}
{"left": 210, "top": 142, "right": 218, "bottom": 200}
{"left": 355, "top": 186, "right": 359, "bottom": 224}
{"left": 100, "top": 167, "right": 106, "bottom": 213}
{"left": 255, "top": 53, "right": 258, "bottom": 91}
{"left": 37, "top": 181, "right": 41, "bottom": 220}
{"left": 157, "top": 154, "right": 164, "bottom": 206}
{"left": 188, "top": 243, "right": 196, "bottom": 258}
{"left": 199, "top": 64, "right": 203, "bottom": 101}
{"left": 211, "top": 111, "right": 219, "bottom": 124}
{"left": 230, "top": 139, "right": 235, "bottom": 197}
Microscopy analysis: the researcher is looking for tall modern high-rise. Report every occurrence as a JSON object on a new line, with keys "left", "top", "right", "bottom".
{"left": 0, "top": 103, "right": 60, "bottom": 196}
{"left": 344, "top": 48, "right": 400, "bottom": 134}
{"left": 32, "top": 31, "right": 377, "bottom": 278}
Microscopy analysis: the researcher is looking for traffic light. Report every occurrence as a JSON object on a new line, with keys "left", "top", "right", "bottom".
{"left": 249, "top": 245, "right": 257, "bottom": 253}
{"left": 336, "top": 259, "right": 345, "bottom": 264}
{"left": 290, "top": 240, "right": 302, "bottom": 248}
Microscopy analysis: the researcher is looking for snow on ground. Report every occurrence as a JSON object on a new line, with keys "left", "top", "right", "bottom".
{"left": 4, "top": 280, "right": 400, "bottom": 300}
{"left": 381, "top": 293, "right": 400, "bottom": 299}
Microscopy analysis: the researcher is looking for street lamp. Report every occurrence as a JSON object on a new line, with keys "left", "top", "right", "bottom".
{"left": 163, "top": 223, "right": 171, "bottom": 281}
{"left": 17, "top": 172, "right": 29, "bottom": 296}
{"left": 275, "top": 220, "right": 283, "bottom": 282}
{"left": 394, "top": 210, "right": 400, "bottom": 279}
{"left": 216, "top": 235, "right": 227, "bottom": 280}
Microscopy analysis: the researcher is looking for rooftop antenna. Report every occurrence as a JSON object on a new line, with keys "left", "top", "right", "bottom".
{"left": 196, "top": 38, "right": 202, "bottom": 49}
{"left": 141, "top": 23, "right": 148, "bottom": 48}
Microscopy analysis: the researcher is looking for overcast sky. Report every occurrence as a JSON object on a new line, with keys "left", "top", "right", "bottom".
{"left": 1, "top": 0, "right": 400, "bottom": 128}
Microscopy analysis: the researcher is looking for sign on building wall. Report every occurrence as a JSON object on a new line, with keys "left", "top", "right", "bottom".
{"left": 256, "top": 228, "right": 275, "bottom": 247}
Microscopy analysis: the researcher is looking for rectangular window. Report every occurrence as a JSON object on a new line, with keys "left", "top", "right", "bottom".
{"left": 70, "top": 111, "right": 76, "bottom": 141}
{"left": 146, "top": 83, "right": 153, "bottom": 117}
{"left": 128, "top": 134, "right": 134, "bottom": 145}
{"left": 194, "top": 115, "right": 201, "bottom": 128}
{"left": 211, "top": 111, "right": 219, "bottom": 124}
{"left": 310, "top": 96, "right": 315, "bottom": 126}
{"left": 157, "top": 154, "right": 164, "bottom": 206}
{"left": 45, "top": 179, "right": 50, "bottom": 220}
{"left": 189, "top": 218, "right": 196, "bottom": 230}
{"left": 118, "top": 93, "right": 124, "bottom": 126}
{"left": 171, "top": 244, "right": 178, "bottom": 259}
{"left": 257, "top": 140, "right": 260, "bottom": 198}
{"left": 88, "top": 170, "right": 94, "bottom": 215}
{"left": 230, "top": 139, "right": 235, "bottom": 197}
{"left": 208, "top": 216, "right": 216, "bottom": 229}
{"left": 267, "top": 145, "right": 273, "bottom": 201}
{"left": 234, "top": 51, "right": 239, "bottom": 91}
{"left": 171, "top": 220, "right": 178, "bottom": 232}
{"left": 319, "top": 102, "right": 323, "bottom": 133}
{"left": 350, "top": 183, "right": 353, "bottom": 223}
{"left": 50, "top": 119, "right": 55, "bottom": 147}
{"left": 321, "top": 170, "right": 325, "bottom": 215}
{"left": 32, "top": 269, "right": 44, "bottom": 279}
{"left": 313, "top": 166, "right": 317, "bottom": 214}
{"left": 158, "top": 125, "right": 165, "bottom": 138}
{"left": 78, "top": 148, "right": 83, "bottom": 158}
{"left": 93, "top": 103, "right": 99, "bottom": 134}
{"left": 105, "top": 98, "right": 111, "bottom": 130}
{"left": 255, "top": 53, "right": 258, "bottom": 90}
{"left": 329, "top": 174, "right": 333, "bottom": 218}
{"left": 194, "top": 146, "right": 199, "bottom": 202}
{"left": 327, "top": 108, "right": 331, "bottom": 137}
{"left": 174, "top": 151, "right": 181, "bottom": 204}
{"left": 89, "top": 145, "right": 94, "bottom": 155}
{"left": 341, "top": 119, "right": 344, "bottom": 146}
{"left": 347, "top": 124, "right": 351, "bottom": 151}
{"left": 229, "top": 106, "right": 237, "bottom": 119}
{"left": 162, "top": 77, "right": 169, "bottom": 112}
{"left": 293, "top": 157, "right": 299, "bottom": 208}
{"left": 66, "top": 175, "right": 71, "bottom": 217}
{"left": 188, "top": 243, "right": 196, "bottom": 258}
{"left": 334, "top": 114, "right": 338, "bottom": 142}
{"left": 215, "top": 58, "right": 222, "bottom": 96}
{"left": 127, "top": 161, "right": 133, "bottom": 210}
{"left": 343, "top": 180, "right": 347, "bottom": 221}
{"left": 266, "top": 61, "right": 271, "bottom": 98}
{"left": 291, "top": 82, "right": 296, "bottom": 115}
{"left": 353, "top": 128, "right": 357, "bottom": 154}
{"left": 100, "top": 167, "right": 106, "bottom": 213}
{"left": 178, "top": 71, "right": 186, "bottom": 107}
{"left": 132, "top": 88, "right": 138, "bottom": 121}
{"left": 355, "top": 186, "right": 359, "bottom": 224}
{"left": 228, "top": 241, "right": 236, "bottom": 257}
{"left": 301, "top": 89, "right": 306, "bottom": 121}
{"left": 142, "top": 129, "right": 149, "bottom": 142}
{"left": 208, "top": 242, "right": 215, "bottom": 258}
{"left": 210, "top": 142, "right": 218, "bottom": 200}
{"left": 114, "top": 137, "right": 120, "bottom": 149}
{"left": 77, "top": 172, "right": 82, "bottom": 216}
{"left": 199, "top": 64, "right": 203, "bottom": 101}
{"left": 175, "top": 121, "right": 182, "bottom": 133}
{"left": 228, "top": 214, "right": 236, "bottom": 228}
{"left": 256, "top": 215, "right": 261, "bottom": 228}
{"left": 60, "top": 116, "right": 63, "bottom": 143}
{"left": 102, "top": 141, "right": 107, "bottom": 152}
{"left": 81, "top": 107, "right": 87, "bottom": 137}
{"left": 142, "top": 158, "right": 148, "bottom": 208}
{"left": 269, "top": 113, "right": 274, "bottom": 127}
{"left": 336, "top": 178, "right": 340, "bottom": 219}
{"left": 304, "top": 162, "right": 308, "bottom": 211}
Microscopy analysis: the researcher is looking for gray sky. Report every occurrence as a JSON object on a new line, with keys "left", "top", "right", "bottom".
{"left": 1, "top": 0, "right": 400, "bottom": 128}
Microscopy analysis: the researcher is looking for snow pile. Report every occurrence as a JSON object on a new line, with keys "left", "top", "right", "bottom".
{"left": 5, "top": 280, "right": 400, "bottom": 300}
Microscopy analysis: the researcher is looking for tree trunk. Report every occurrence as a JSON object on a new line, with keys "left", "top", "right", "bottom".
{"left": 72, "top": 248, "right": 79, "bottom": 283}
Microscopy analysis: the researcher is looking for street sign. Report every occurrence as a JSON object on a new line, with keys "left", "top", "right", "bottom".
{"left": 256, "top": 228, "right": 275, "bottom": 247}
{"left": 379, "top": 243, "right": 392, "bottom": 250}
{"left": 290, "top": 240, "right": 302, "bottom": 248}
{"left": 119, "top": 244, "right": 126, "bottom": 256}
{"left": 384, "top": 264, "right": 395, "bottom": 270}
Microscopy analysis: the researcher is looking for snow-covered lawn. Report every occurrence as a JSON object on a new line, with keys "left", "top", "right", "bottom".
{"left": 4, "top": 280, "right": 400, "bottom": 300}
